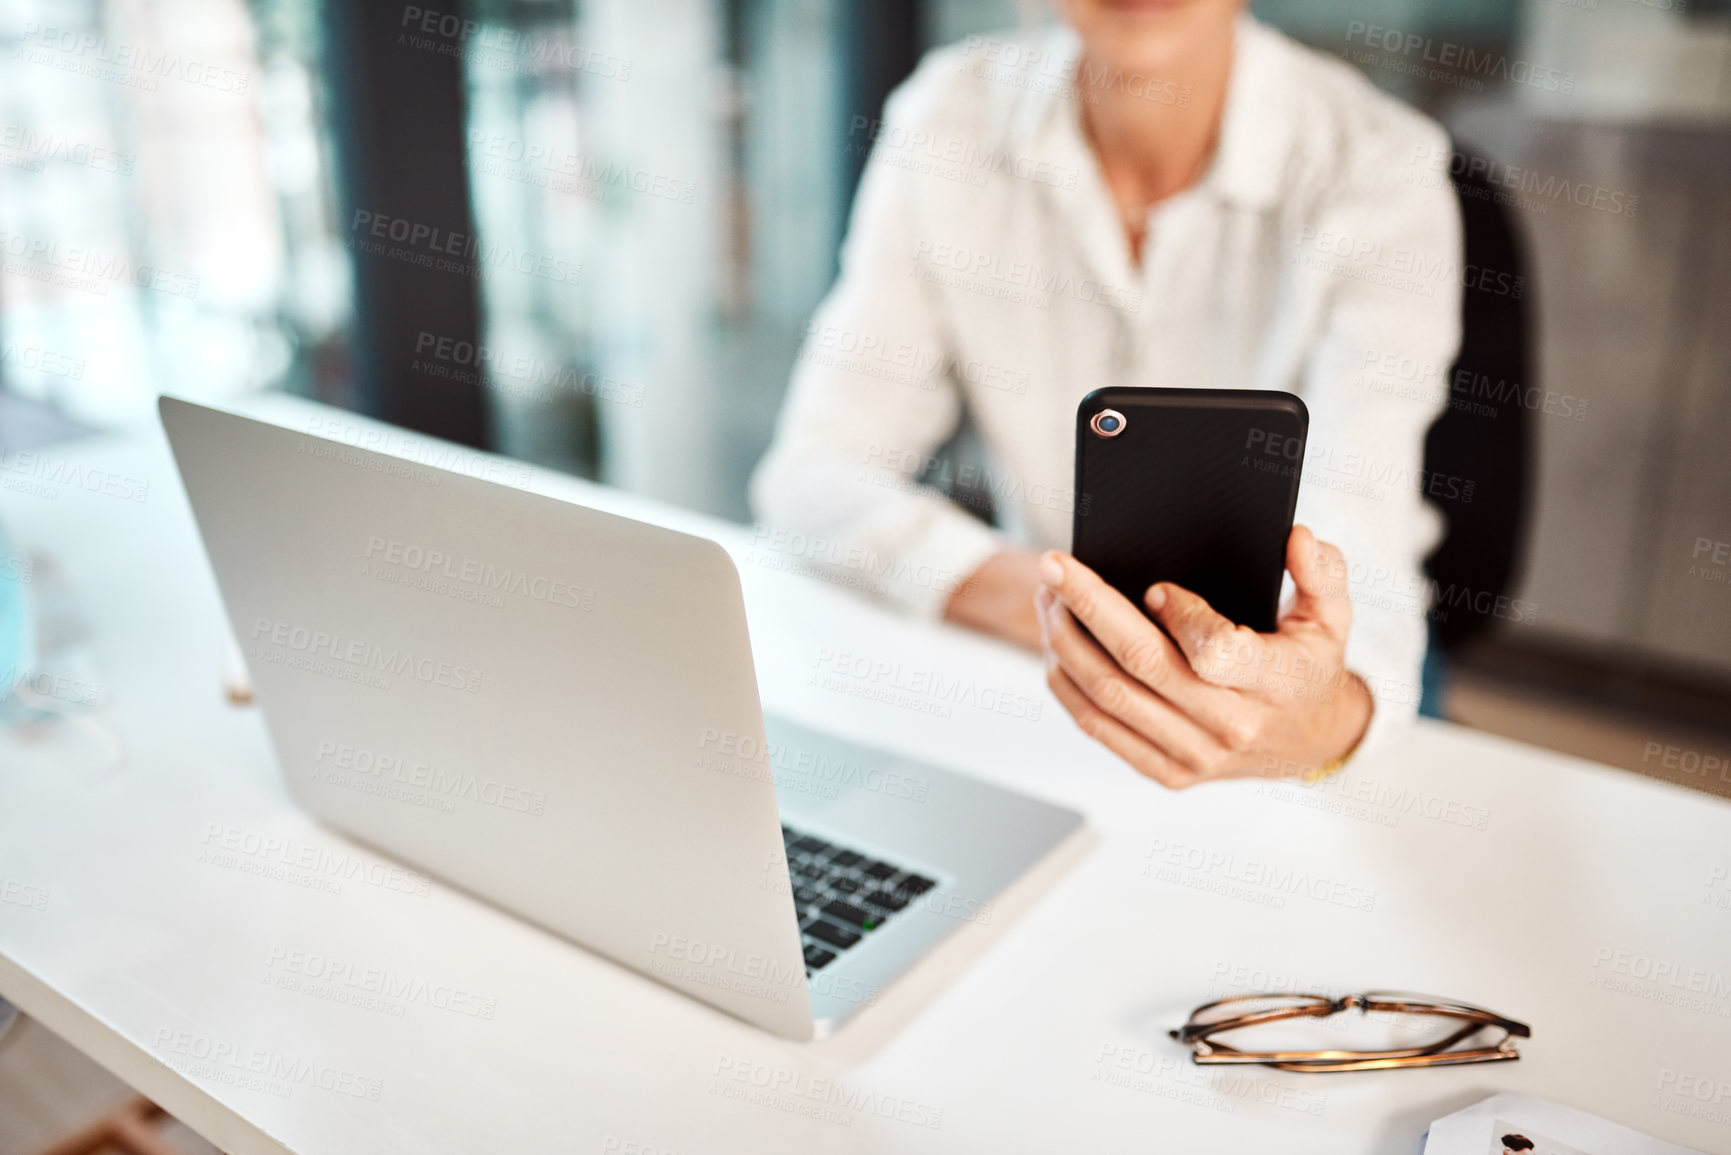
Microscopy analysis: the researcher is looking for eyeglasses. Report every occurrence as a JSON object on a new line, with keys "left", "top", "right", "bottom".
{"left": 1169, "top": 991, "right": 1530, "bottom": 1073}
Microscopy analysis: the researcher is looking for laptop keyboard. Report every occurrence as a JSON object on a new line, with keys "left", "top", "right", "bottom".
{"left": 781, "top": 825, "right": 938, "bottom": 975}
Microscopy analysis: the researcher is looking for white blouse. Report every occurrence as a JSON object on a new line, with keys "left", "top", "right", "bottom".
{"left": 751, "top": 16, "right": 1463, "bottom": 749}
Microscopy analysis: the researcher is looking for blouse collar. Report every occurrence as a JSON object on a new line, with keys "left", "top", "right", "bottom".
{"left": 1007, "top": 14, "right": 1294, "bottom": 214}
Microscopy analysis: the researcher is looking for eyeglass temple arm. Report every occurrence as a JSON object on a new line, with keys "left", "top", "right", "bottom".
{"left": 1260, "top": 1047, "right": 1522, "bottom": 1073}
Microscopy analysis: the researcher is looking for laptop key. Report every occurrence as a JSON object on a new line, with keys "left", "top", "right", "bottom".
{"left": 804, "top": 945, "right": 837, "bottom": 970}
{"left": 822, "top": 900, "right": 880, "bottom": 931}
{"left": 779, "top": 827, "right": 932, "bottom": 942}
{"left": 805, "top": 920, "right": 861, "bottom": 950}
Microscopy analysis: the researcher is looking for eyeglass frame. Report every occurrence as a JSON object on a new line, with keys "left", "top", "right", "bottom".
{"left": 1169, "top": 991, "right": 1531, "bottom": 1073}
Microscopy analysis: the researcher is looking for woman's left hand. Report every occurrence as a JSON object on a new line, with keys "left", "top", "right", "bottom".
{"left": 1035, "top": 525, "right": 1373, "bottom": 788}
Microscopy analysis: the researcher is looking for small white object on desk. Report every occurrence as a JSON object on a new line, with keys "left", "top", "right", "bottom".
{"left": 1424, "top": 1092, "right": 1709, "bottom": 1154}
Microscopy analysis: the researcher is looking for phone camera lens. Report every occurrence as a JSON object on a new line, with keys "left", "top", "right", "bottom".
{"left": 1091, "top": 409, "right": 1126, "bottom": 438}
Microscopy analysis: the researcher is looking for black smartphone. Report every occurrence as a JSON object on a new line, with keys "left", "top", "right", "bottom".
{"left": 1071, "top": 387, "right": 1308, "bottom": 633}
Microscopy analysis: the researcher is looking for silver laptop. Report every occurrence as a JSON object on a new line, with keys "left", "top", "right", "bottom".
{"left": 160, "top": 397, "right": 1082, "bottom": 1040}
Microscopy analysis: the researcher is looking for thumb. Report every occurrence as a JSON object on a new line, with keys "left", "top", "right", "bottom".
{"left": 1281, "top": 525, "right": 1353, "bottom": 640}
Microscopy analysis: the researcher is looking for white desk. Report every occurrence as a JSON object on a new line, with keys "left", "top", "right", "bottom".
{"left": 2, "top": 395, "right": 1728, "bottom": 1155}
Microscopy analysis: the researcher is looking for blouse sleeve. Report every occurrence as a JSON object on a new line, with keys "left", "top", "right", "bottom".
{"left": 749, "top": 70, "right": 1006, "bottom": 617}
{"left": 1289, "top": 118, "right": 1464, "bottom": 751}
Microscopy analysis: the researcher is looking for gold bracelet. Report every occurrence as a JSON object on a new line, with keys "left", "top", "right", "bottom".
{"left": 1301, "top": 676, "right": 1371, "bottom": 786}
{"left": 1300, "top": 737, "right": 1363, "bottom": 786}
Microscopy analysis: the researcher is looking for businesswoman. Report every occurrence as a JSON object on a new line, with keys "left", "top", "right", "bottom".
{"left": 751, "top": 0, "right": 1462, "bottom": 787}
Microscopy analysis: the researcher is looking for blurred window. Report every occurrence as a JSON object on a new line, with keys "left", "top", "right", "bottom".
{"left": 0, "top": 0, "right": 351, "bottom": 428}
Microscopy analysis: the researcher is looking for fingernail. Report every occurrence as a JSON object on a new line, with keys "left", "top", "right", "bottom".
{"left": 1146, "top": 584, "right": 1167, "bottom": 611}
{"left": 1039, "top": 552, "right": 1064, "bottom": 587}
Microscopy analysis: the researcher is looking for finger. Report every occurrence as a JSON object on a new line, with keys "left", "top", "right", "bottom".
{"left": 1046, "top": 664, "right": 1199, "bottom": 789}
{"left": 1281, "top": 525, "right": 1354, "bottom": 639}
{"left": 1147, "top": 581, "right": 1266, "bottom": 688}
{"left": 1037, "top": 552, "right": 1234, "bottom": 723}
{"left": 1040, "top": 597, "right": 1231, "bottom": 773}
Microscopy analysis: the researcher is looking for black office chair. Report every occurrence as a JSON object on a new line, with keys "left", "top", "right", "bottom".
{"left": 1417, "top": 144, "right": 1536, "bottom": 715}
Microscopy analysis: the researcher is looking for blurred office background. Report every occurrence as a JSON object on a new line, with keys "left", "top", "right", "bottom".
{"left": 1, "top": 0, "right": 1729, "bottom": 797}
